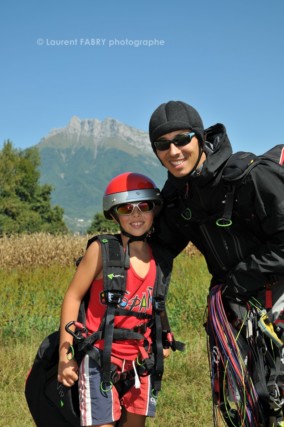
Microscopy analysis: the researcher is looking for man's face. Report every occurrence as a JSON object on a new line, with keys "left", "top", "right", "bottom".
{"left": 155, "top": 129, "right": 205, "bottom": 178}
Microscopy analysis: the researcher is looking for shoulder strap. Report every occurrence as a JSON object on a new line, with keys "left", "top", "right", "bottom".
{"left": 217, "top": 152, "right": 258, "bottom": 227}
{"left": 87, "top": 233, "right": 127, "bottom": 294}
{"left": 87, "top": 234, "right": 128, "bottom": 385}
{"left": 222, "top": 145, "right": 284, "bottom": 183}
{"left": 222, "top": 151, "right": 258, "bottom": 182}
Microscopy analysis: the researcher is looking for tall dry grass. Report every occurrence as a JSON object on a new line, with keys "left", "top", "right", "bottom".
{"left": 0, "top": 232, "right": 200, "bottom": 269}
{"left": 0, "top": 233, "right": 87, "bottom": 268}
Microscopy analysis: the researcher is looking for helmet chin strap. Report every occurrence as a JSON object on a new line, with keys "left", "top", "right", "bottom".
{"left": 120, "top": 227, "right": 149, "bottom": 240}
{"left": 188, "top": 142, "right": 204, "bottom": 176}
{"left": 120, "top": 226, "right": 152, "bottom": 269}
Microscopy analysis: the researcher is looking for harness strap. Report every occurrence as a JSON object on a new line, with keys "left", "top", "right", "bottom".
{"left": 114, "top": 307, "right": 152, "bottom": 320}
{"left": 218, "top": 152, "right": 258, "bottom": 227}
{"left": 149, "top": 261, "right": 166, "bottom": 393}
{"left": 88, "top": 234, "right": 127, "bottom": 293}
{"left": 100, "top": 307, "right": 152, "bottom": 385}
{"left": 252, "top": 334, "right": 271, "bottom": 402}
{"left": 216, "top": 186, "right": 236, "bottom": 227}
{"left": 152, "top": 308, "right": 164, "bottom": 392}
{"left": 102, "top": 304, "right": 116, "bottom": 384}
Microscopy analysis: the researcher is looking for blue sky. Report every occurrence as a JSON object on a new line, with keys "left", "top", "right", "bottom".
{"left": 1, "top": 0, "right": 284, "bottom": 154}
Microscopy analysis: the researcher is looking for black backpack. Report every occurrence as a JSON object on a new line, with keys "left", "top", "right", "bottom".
{"left": 218, "top": 144, "right": 284, "bottom": 226}
{"left": 25, "top": 331, "right": 80, "bottom": 427}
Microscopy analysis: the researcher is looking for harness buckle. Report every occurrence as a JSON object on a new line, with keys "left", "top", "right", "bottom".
{"left": 153, "top": 299, "right": 165, "bottom": 312}
{"left": 133, "top": 324, "right": 147, "bottom": 334}
{"left": 100, "top": 291, "right": 124, "bottom": 305}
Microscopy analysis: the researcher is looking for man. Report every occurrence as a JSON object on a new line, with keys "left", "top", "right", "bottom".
{"left": 148, "top": 100, "right": 284, "bottom": 426}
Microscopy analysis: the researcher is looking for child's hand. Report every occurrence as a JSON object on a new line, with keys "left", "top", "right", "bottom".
{"left": 58, "top": 358, "right": 79, "bottom": 387}
{"left": 163, "top": 348, "right": 170, "bottom": 358}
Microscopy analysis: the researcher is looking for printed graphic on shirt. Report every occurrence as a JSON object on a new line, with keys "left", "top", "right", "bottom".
{"left": 99, "top": 287, "right": 153, "bottom": 313}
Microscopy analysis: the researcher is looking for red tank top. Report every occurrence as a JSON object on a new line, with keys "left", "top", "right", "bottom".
{"left": 85, "top": 249, "right": 156, "bottom": 360}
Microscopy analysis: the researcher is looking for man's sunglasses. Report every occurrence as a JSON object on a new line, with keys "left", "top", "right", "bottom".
{"left": 153, "top": 132, "right": 195, "bottom": 151}
{"left": 115, "top": 201, "right": 155, "bottom": 216}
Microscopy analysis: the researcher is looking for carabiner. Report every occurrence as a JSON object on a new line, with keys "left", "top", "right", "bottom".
{"left": 65, "top": 321, "right": 88, "bottom": 343}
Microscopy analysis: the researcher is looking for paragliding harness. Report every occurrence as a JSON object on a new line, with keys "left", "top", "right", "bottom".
{"left": 206, "top": 144, "right": 284, "bottom": 426}
{"left": 25, "top": 233, "right": 184, "bottom": 427}
{"left": 207, "top": 285, "right": 284, "bottom": 427}
{"left": 67, "top": 234, "right": 184, "bottom": 394}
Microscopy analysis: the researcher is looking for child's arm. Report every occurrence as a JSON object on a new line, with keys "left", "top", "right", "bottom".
{"left": 58, "top": 240, "right": 102, "bottom": 387}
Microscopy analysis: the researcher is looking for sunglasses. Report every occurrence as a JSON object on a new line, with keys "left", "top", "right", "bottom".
{"left": 115, "top": 201, "right": 155, "bottom": 216}
{"left": 153, "top": 132, "right": 195, "bottom": 151}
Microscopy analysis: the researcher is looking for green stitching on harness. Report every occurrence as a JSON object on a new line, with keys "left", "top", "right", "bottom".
{"left": 107, "top": 273, "right": 124, "bottom": 280}
{"left": 181, "top": 208, "right": 192, "bottom": 220}
{"left": 100, "top": 381, "right": 113, "bottom": 393}
{"left": 136, "top": 356, "right": 145, "bottom": 366}
{"left": 216, "top": 218, "right": 233, "bottom": 227}
{"left": 101, "top": 239, "right": 108, "bottom": 243}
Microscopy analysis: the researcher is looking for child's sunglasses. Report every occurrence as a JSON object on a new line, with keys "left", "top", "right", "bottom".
{"left": 115, "top": 201, "right": 155, "bottom": 216}
{"left": 153, "top": 132, "right": 195, "bottom": 151}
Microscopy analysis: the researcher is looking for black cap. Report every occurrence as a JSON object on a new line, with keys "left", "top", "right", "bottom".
{"left": 149, "top": 101, "right": 204, "bottom": 150}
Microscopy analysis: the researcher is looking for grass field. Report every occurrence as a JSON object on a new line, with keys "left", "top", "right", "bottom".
{"left": 0, "top": 234, "right": 216, "bottom": 427}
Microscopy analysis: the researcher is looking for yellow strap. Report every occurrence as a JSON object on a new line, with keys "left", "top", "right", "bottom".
{"left": 258, "top": 313, "right": 284, "bottom": 348}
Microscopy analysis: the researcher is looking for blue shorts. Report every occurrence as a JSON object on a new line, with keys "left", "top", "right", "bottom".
{"left": 79, "top": 354, "right": 158, "bottom": 426}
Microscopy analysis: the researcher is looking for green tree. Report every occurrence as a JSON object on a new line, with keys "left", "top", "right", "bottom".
{"left": 0, "top": 140, "right": 68, "bottom": 235}
{"left": 87, "top": 212, "right": 119, "bottom": 235}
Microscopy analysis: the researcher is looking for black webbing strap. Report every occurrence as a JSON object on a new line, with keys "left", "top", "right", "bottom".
{"left": 252, "top": 341, "right": 270, "bottom": 402}
{"left": 102, "top": 304, "right": 116, "bottom": 384}
{"left": 112, "top": 329, "right": 145, "bottom": 340}
{"left": 218, "top": 152, "right": 258, "bottom": 227}
{"left": 265, "top": 346, "right": 284, "bottom": 410}
{"left": 88, "top": 235, "right": 129, "bottom": 385}
{"left": 216, "top": 185, "right": 236, "bottom": 227}
{"left": 152, "top": 308, "right": 164, "bottom": 392}
{"left": 114, "top": 307, "right": 152, "bottom": 320}
{"left": 151, "top": 266, "right": 165, "bottom": 393}
{"left": 101, "top": 315, "right": 148, "bottom": 385}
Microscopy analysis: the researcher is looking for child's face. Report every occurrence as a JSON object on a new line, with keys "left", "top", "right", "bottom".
{"left": 116, "top": 201, "right": 155, "bottom": 237}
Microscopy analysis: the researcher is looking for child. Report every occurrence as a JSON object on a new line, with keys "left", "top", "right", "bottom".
{"left": 58, "top": 172, "right": 173, "bottom": 427}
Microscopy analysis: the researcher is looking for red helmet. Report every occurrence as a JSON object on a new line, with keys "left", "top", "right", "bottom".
{"left": 103, "top": 172, "right": 162, "bottom": 219}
